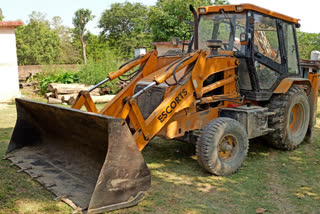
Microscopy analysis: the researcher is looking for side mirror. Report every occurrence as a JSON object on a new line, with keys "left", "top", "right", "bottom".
{"left": 240, "top": 33, "right": 248, "bottom": 45}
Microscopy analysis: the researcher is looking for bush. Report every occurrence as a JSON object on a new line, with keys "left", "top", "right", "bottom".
{"left": 77, "top": 50, "right": 122, "bottom": 94}
{"left": 34, "top": 49, "right": 124, "bottom": 95}
{"left": 34, "top": 68, "right": 79, "bottom": 94}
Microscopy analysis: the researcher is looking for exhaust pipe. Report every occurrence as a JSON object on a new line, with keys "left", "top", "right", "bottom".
{"left": 190, "top": 5, "right": 199, "bottom": 50}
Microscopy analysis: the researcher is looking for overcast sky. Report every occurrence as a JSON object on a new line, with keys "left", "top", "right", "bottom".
{"left": 1, "top": 0, "right": 319, "bottom": 35}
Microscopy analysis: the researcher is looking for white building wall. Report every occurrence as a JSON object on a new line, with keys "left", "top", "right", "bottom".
{"left": 0, "top": 27, "right": 20, "bottom": 102}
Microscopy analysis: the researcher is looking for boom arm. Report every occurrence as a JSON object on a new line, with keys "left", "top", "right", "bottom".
{"left": 72, "top": 50, "right": 240, "bottom": 151}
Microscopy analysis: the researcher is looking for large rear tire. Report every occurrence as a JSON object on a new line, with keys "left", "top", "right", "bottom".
{"left": 196, "top": 117, "right": 248, "bottom": 175}
{"left": 267, "top": 86, "right": 310, "bottom": 150}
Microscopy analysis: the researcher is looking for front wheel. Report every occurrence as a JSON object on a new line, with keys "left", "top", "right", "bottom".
{"left": 196, "top": 117, "right": 249, "bottom": 175}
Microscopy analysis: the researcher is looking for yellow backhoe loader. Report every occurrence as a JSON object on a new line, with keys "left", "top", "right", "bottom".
{"left": 5, "top": 4, "right": 319, "bottom": 213}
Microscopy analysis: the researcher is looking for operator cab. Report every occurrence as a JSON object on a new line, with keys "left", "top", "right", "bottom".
{"left": 196, "top": 4, "right": 301, "bottom": 101}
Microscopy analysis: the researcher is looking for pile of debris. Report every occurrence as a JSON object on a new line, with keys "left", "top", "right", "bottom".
{"left": 46, "top": 83, "right": 115, "bottom": 105}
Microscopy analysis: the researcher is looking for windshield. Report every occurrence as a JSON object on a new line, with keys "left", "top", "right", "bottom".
{"left": 198, "top": 13, "right": 247, "bottom": 53}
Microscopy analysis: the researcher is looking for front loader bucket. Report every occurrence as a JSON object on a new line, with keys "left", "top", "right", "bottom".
{"left": 6, "top": 98, "right": 151, "bottom": 213}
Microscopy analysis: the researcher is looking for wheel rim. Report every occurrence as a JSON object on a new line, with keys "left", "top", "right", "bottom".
{"left": 218, "top": 135, "right": 237, "bottom": 160}
{"left": 289, "top": 103, "right": 304, "bottom": 134}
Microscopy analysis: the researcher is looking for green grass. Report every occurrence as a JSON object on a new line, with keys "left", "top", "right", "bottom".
{"left": 0, "top": 94, "right": 320, "bottom": 213}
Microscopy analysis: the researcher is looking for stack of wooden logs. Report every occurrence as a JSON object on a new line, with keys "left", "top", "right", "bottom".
{"left": 46, "top": 83, "right": 115, "bottom": 105}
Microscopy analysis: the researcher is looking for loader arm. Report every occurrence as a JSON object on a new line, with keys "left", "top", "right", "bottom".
{"left": 71, "top": 49, "right": 240, "bottom": 151}
{"left": 76, "top": 50, "right": 238, "bottom": 150}
{"left": 71, "top": 50, "right": 201, "bottom": 148}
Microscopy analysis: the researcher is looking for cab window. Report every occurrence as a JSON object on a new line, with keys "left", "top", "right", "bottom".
{"left": 254, "top": 14, "right": 281, "bottom": 63}
{"left": 283, "top": 22, "right": 299, "bottom": 74}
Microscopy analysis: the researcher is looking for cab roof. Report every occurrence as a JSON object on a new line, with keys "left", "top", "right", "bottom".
{"left": 197, "top": 4, "right": 299, "bottom": 24}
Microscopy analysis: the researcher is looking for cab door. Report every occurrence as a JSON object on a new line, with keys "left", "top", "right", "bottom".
{"left": 252, "top": 13, "right": 286, "bottom": 90}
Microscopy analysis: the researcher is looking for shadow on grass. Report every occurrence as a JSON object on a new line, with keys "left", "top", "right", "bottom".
{"left": 142, "top": 136, "right": 275, "bottom": 177}
{"left": 0, "top": 127, "right": 71, "bottom": 213}
{"left": 137, "top": 133, "right": 319, "bottom": 214}
{"left": 0, "top": 158, "right": 71, "bottom": 213}
{"left": 137, "top": 137, "right": 275, "bottom": 213}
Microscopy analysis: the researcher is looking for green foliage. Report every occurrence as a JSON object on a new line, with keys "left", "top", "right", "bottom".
{"left": 35, "top": 69, "right": 79, "bottom": 94}
{"left": 72, "top": 9, "right": 95, "bottom": 36}
{"left": 148, "top": 0, "right": 229, "bottom": 42}
{"left": 99, "top": 2, "right": 152, "bottom": 58}
{"left": 33, "top": 49, "right": 122, "bottom": 95}
{"left": 297, "top": 30, "right": 320, "bottom": 59}
{"left": 73, "top": 8, "right": 95, "bottom": 64}
{"left": 85, "top": 34, "right": 110, "bottom": 62}
{"left": 52, "top": 16, "right": 81, "bottom": 64}
{"left": 77, "top": 50, "right": 122, "bottom": 94}
{"left": 16, "top": 12, "right": 61, "bottom": 65}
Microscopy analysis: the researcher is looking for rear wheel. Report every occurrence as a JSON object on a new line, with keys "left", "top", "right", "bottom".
{"left": 267, "top": 86, "right": 310, "bottom": 150}
{"left": 196, "top": 117, "right": 248, "bottom": 175}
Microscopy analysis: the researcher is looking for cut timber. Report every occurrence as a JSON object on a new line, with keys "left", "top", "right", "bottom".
{"left": 63, "top": 94, "right": 113, "bottom": 105}
{"left": 56, "top": 94, "right": 65, "bottom": 100}
{"left": 61, "top": 94, "right": 75, "bottom": 103}
{"left": 60, "top": 92, "right": 99, "bottom": 99}
{"left": 45, "top": 92, "right": 53, "bottom": 98}
{"left": 61, "top": 94, "right": 78, "bottom": 103}
{"left": 91, "top": 95, "right": 115, "bottom": 104}
{"left": 68, "top": 97, "right": 76, "bottom": 105}
{"left": 61, "top": 92, "right": 99, "bottom": 103}
{"left": 88, "top": 91, "right": 100, "bottom": 96}
{"left": 48, "top": 83, "right": 100, "bottom": 94}
{"left": 47, "top": 97, "right": 62, "bottom": 104}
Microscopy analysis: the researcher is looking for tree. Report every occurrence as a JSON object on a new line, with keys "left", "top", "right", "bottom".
{"left": 72, "top": 9, "right": 95, "bottom": 64}
{"left": 15, "top": 11, "right": 60, "bottom": 65}
{"left": 148, "top": 0, "right": 229, "bottom": 42}
{"left": 85, "top": 34, "right": 110, "bottom": 62}
{"left": 52, "top": 16, "right": 80, "bottom": 64}
{"left": 28, "top": 11, "right": 49, "bottom": 25}
{"left": 99, "top": 2, "right": 151, "bottom": 57}
{"left": 297, "top": 30, "right": 320, "bottom": 59}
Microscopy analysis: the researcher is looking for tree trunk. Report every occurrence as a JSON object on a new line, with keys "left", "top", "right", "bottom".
{"left": 80, "top": 31, "right": 87, "bottom": 64}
